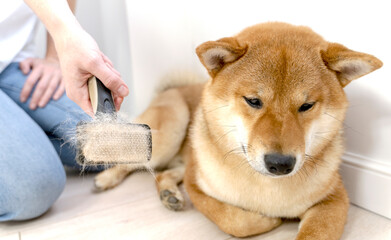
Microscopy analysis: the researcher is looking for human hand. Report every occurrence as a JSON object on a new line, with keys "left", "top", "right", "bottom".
{"left": 24, "top": 0, "right": 128, "bottom": 115}
{"left": 19, "top": 57, "right": 65, "bottom": 110}
{"left": 54, "top": 28, "right": 128, "bottom": 115}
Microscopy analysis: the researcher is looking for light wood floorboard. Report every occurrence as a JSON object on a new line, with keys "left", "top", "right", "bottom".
{"left": 0, "top": 170, "right": 390, "bottom": 240}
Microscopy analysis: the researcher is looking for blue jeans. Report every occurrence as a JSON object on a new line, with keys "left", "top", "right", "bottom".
{"left": 0, "top": 63, "right": 90, "bottom": 221}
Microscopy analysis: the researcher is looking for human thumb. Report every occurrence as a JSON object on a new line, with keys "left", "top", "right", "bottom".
{"left": 19, "top": 58, "right": 33, "bottom": 74}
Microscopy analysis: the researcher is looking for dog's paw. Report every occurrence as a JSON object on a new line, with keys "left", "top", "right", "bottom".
{"left": 93, "top": 170, "right": 124, "bottom": 192}
{"left": 159, "top": 189, "right": 185, "bottom": 211}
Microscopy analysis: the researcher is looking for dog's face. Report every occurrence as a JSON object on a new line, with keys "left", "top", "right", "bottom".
{"left": 197, "top": 23, "right": 382, "bottom": 177}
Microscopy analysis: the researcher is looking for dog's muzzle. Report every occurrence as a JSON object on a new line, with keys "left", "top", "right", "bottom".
{"left": 264, "top": 153, "right": 296, "bottom": 175}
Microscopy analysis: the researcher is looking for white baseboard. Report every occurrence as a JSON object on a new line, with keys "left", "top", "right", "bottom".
{"left": 341, "top": 152, "right": 391, "bottom": 219}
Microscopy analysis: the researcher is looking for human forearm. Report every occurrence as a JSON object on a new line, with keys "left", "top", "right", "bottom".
{"left": 24, "top": 0, "right": 81, "bottom": 44}
{"left": 44, "top": 0, "right": 76, "bottom": 60}
{"left": 67, "top": 0, "right": 77, "bottom": 12}
{"left": 45, "top": 33, "right": 57, "bottom": 60}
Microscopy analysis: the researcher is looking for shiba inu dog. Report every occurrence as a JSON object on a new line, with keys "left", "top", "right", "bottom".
{"left": 94, "top": 22, "right": 382, "bottom": 239}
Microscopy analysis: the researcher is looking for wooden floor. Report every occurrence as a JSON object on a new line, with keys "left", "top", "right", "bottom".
{"left": 1, "top": 169, "right": 390, "bottom": 240}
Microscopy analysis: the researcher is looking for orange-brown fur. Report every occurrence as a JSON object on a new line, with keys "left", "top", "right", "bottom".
{"left": 94, "top": 22, "right": 382, "bottom": 239}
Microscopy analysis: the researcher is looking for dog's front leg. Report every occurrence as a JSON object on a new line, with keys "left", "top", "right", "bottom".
{"left": 185, "top": 160, "right": 281, "bottom": 237}
{"left": 296, "top": 178, "right": 349, "bottom": 240}
{"left": 187, "top": 181, "right": 281, "bottom": 237}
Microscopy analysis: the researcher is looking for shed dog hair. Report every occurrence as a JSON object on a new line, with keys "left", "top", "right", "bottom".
{"left": 94, "top": 22, "right": 382, "bottom": 239}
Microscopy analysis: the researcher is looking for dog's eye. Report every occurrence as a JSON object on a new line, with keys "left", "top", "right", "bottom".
{"left": 243, "top": 97, "right": 263, "bottom": 109}
{"left": 299, "top": 102, "right": 315, "bottom": 112}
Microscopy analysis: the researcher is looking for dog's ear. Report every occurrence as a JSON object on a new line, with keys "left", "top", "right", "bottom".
{"left": 321, "top": 43, "right": 383, "bottom": 87}
{"left": 196, "top": 37, "right": 247, "bottom": 77}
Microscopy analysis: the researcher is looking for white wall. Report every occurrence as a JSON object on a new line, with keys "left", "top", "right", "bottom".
{"left": 125, "top": 0, "right": 391, "bottom": 218}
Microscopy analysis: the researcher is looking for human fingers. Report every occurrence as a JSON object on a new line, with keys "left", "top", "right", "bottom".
{"left": 19, "top": 58, "right": 33, "bottom": 75}
{"left": 89, "top": 56, "right": 129, "bottom": 99}
{"left": 101, "top": 53, "right": 114, "bottom": 68}
{"left": 29, "top": 72, "right": 52, "bottom": 110}
{"left": 38, "top": 72, "right": 62, "bottom": 108}
{"left": 105, "top": 61, "right": 121, "bottom": 78}
{"left": 20, "top": 65, "right": 42, "bottom": 103}
{"left": 65, "top": 83, "right": 94, "bottom": 116}
{"left": 113, "top": 96, "right": 124, "bottom": 111}
{"left": 52, "top": 80, "right": 65, "bottom": 100}
{"left": 101, "top": 54, "right": 121, "bottom": 78}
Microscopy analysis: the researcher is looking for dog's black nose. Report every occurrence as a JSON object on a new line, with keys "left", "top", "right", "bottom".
{"left": 264, "top": 153, "right": 296, "bottom": 175}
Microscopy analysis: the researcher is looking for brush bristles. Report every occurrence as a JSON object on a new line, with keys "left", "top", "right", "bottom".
{"left": 76, "top": 114, "right": 152, "bottom": 165}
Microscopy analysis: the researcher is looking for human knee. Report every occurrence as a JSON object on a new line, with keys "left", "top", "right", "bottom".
{"left": 0, "top": 165, "right": 66, "bottom": 221}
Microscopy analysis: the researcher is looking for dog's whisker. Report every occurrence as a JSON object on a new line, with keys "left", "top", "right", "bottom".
{"left": 240, "top": 142, "right": 250, "bottom": 156}
{"left": 326, "top": 104, "right": 365, "bottom": 110}
{"left": 223, "top": 147, "right": 241, "bottom": 158}
{"left": 304, "top": 158, "right": 319, "bottom": 175}
{"left": 206, "top": 124, "right": 237, "bottom": 128}
{"left": 305, "top": 154, "right": 327, "bottom": 169}
{"left": 233, "top": 159, "right": 252, "bottom": 172}
{"left": 204, "top": 105, "right": 229, "bottom": 114}
{"left": 214, "top": 129, "right": 237, "bottom": 144}
{"left": 219, "top": 124, "right": 237, "bottom": 128}
{"left": 215, "top": 96, "right": 228, "bottom": 102}
{"left": 223, "top": 149, "right": 240, "bottom": 161}
{"left": 299, "top": 170, "right": 305, "bottom": 182}
{"left": 314, "top": 125, "right": 352, "bottom": 135}
{"left": 324, "top": 112, "right": 365, "bottom": 136}
{"left": 323, "top": 112, "right": 344, "bottom": 123}
{"left": 314, "top": 130, "right": 338, "bottom": 134}
{"left": 223, "top": 146, "right": 249, "bottom": 160}
{"left": 313, "top": 135, "right": 332, "bottom": 142}
{"left": 301, "top": 164, "right": 310, "bottom": 178}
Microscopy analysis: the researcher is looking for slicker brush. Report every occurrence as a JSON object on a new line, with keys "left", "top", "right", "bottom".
{"left": 76, "top": 77, "right": 152, "bottom": 165}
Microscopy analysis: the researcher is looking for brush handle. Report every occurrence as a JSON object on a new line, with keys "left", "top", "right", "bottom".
{"left": 88, "top": 76, "right": 116, "bottom": 115}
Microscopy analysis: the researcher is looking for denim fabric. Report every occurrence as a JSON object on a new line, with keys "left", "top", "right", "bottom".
{"left": 0, "top": 63, "right": 90, "bottom": 221}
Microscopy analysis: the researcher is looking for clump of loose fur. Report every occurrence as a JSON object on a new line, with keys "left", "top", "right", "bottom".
{"left": 57, "top": 112, "right": 153, "bottom": 173}
{"left": 76, "top": 113, "right": 152, "bottom": 166}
